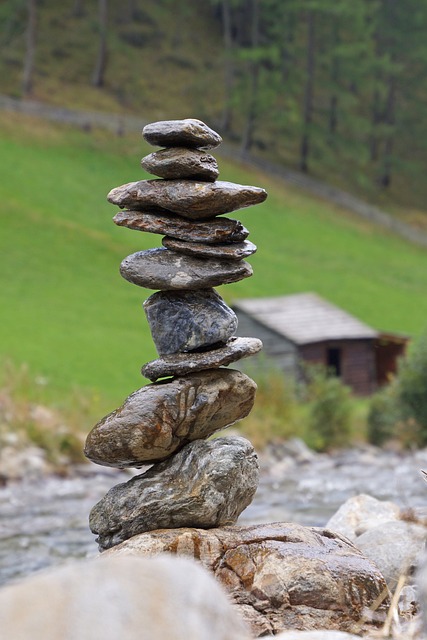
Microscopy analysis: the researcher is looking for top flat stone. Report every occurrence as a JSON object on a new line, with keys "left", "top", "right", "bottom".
{"left": 142, "top": 119, "right": 222, "bottom": 150}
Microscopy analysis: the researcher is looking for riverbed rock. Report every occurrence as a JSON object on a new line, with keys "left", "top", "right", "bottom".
{"left": 162, "top": 237, "right": 257, "bottom": 261}
{"left": 143, "top": 289, "right": 238, "bottom": 354}
{"left": 108, "top": 179, "right": 268, "bottom": 219}
{"left": 141, "top": 147, "right": 219, "bottom": 181}
{"left": 120, "top": 247, "right": 253, "bottom": 290}
{"left": 141, "top": 336, "right": 263, "bottom": 381}
{"left": 84, "top": 369, "right": 256, "bottom": 468}
{"left": 0, "top": 555, "right": 250, "bottom": 640}
{"left": 326, "top": 494, "right": 401, "bottom": 541}
{"left": 142, "top": 118, "right": 223, "bottom": 149}
{"left": 105, "top": 522, "right": 389, "bottom": 637}
{"left": 90, "top": 436, "right": 259, "bottom": 550}
{"left": 326, "top": 494, "right": 427, "bottom": 589}
{"left": 355, "top": 520, "right": 427, "bottom": 589}
{"left": 113, "top": 210, "right": 250, "bottom": 243}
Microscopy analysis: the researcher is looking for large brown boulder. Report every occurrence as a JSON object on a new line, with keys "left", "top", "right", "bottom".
{"left": 105, "top": 522, "right": 390, "bottom": 637}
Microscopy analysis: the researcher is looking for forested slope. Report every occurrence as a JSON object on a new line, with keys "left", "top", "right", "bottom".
{"left": 1, "top": 0, "right": 427, "bottom": 212}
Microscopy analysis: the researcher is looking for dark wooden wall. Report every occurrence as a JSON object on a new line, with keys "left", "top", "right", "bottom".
{"left": 299, "top": 339, "right": 377, "bottom": 395}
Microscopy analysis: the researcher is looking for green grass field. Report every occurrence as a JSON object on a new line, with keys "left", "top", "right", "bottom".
{"left": 1, "top": 111, "right": 427, "bottom": 416}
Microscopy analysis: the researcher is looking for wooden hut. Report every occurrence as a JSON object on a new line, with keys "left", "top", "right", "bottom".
{"left": 233, "top": 292, "right": 408, "bottom": 395}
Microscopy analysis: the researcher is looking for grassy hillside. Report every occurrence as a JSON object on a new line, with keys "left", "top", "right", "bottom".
{"left": 1, "top": 111, "right": 427, "bottom": 416}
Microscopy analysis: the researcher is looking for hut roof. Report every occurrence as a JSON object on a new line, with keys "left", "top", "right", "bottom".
{"left": 233, "top": 292, "right": 378, "bottom": 345}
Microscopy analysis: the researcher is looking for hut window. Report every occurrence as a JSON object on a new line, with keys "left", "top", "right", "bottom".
{"left": 327, "top": 347, "right": 342, "bottom": 376}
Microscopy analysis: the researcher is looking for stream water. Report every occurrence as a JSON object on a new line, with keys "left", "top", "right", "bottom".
{"left": 1, "top": 441, "right": 427, "bottom": 587}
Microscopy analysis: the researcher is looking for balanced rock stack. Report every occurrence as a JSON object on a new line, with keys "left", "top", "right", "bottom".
{"left": 84, "top": 118, "right": 268, "bottom": 551}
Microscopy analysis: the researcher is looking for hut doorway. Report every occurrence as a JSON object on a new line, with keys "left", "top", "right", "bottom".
{"left": 327, "top": 347, "right": 342, "bottom": 376}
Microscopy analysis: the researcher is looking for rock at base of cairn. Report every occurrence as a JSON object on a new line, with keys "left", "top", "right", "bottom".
{"left": 104, "top": 522, "right": 390, "bottom": 638}
{"left": 90, "top": 436, "right": 259, "bottom": 551}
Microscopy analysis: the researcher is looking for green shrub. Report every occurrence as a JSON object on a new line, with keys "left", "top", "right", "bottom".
{"left": 367, "top": 381, "right": 401, "bottom": 446}
{"left": 395, "top": 329, "right": 427, "bottom": 444}
{"left": 233, "top": 357, "right": 303, "bottom": 449}
{"left": 304, "top": 365, "right": 354, "bottom": 451}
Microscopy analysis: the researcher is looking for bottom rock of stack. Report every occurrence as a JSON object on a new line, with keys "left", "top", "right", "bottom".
{"left": 90, "top": 436, "right": 259, "bottom": 551}
{"left": 104, "top": 522, "right": 390, "bottom": 638}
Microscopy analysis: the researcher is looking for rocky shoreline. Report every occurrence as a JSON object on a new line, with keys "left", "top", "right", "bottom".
{"left": 1, "top": 439, "right": 427, "bottom": 638}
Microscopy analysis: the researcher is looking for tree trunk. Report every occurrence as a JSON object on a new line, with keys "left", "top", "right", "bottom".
{"left": 328, "top": 19, "right": 339, "bottom": 139}
{"left": 92, "top": 0, "right": 108, "bottom": 88}
{"left": 329, "top": 94, "right": 338, "bottom": 136}
{"left": 239, "top": 0, "right": 259, "bottom": 157}
{"left": 379, "top": 75, "right": 395, "bottom": 188}
{"left": 369, "top": 88, "right": 381, "bottom": 161}
{"left": 220, "top": 0, "right": 234, "bottom": 133}
{"left": 72, "top": 0, "right": 84, "bottom": 18}
{"left": 300, "top": 10, "right": 315, "bottom": 173}
{"left": 22, "top": 0, "right": 37, "bottom": 97}
{"left": 127, "top": 0, "right": 137, "bottom": 22}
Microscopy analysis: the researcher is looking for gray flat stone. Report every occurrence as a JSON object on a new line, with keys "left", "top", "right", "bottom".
{"left": 120, "top": 247, "right": 253, "bottom": 290}
{"left": 142, "top": 119, "right": 222, "bottom": 149}
{"left": 113, "top": 210, "right": 250, "bottom": 244}
{"left": 108, "top": 179, "right": 268, "bottom": 220}
{"left": 162, "top": 237, "right": 257, "bottom": 261}
{"left": 143, "top": 289, "right": 237, "bottom": 355}
{"left": 90, "top": 436, "right": 260, "bottom": 550}
{"left": 84, "top": 369, "right": 256, "bottom": 468}
{"left": 141, "top": 148, "right": 219, "bottom": 181}
{"left": 141, "top": 336, "right": 263, "bottom": 381}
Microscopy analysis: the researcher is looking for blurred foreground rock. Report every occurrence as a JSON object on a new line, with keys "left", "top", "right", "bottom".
{"left": 0, "top": 555, "right": 250, "bottom": 640}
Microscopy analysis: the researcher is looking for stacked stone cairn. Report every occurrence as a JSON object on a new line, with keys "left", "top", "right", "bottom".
{"left": 84, "top": 119, "right": 268, "bottom": 551}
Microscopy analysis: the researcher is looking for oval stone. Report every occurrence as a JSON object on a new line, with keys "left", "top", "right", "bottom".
{"left": 141, "top": 148, "right": 219, "bottom": 181}
{"left": 120, "top": 247, "right": 253, "bottom": 290}
{"left": 107, "top": 180, "right": 268, "bottom": 220}
{"left": 84, "top": 369, "right": 257, "bottom": 468}
{"left": 143, "top": 289, "right": 238, "bottom": 355}
{"left": 89, "top": 436, "right": 260, "bottom": 550}
{"left": 141, "top": 337, "right": 263, "bottom": 381}
{"left": 162, "top": 237, "right": 257, "bottom": 261}
{"left": 113, "top": 210, "right": 250, "bottom": 244}
{"left": 142, "top": 119, "right": 222, "bottom": 149}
